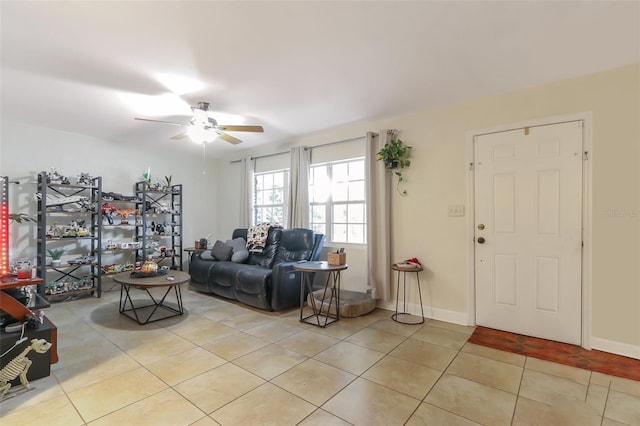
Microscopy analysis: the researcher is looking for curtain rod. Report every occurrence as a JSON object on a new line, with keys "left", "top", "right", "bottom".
{"left": 230, "top": 132, "right": 378, "bottom": 164}
{"left": 250, "top": 150, "right": 289, "bottom": 161}
{"left": 306, "top": 135, "right": 367, "bottom": 151}
{"left": 229, "top": 150, "right": 288, "bottom": 164}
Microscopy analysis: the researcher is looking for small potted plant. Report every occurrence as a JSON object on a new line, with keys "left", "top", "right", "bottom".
{"left": 163, "top": 175, "right": 173, "bottom": 192}
{"left": 376, "top": 138, "right": 412, "bottom": 196}
{"left": 47, "top": 248, "right": 66, "bottom": 267}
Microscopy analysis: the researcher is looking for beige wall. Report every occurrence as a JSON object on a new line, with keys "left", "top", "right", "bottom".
{"left": 218, "top": 63, "right": 640, "bottom": 353}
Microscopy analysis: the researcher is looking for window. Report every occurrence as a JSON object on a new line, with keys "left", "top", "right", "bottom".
{"left": 253, "top": 170, "right": 288, "bottom": 226}
{"left": 310, "top": 158, "right": 366, "bottom": 244}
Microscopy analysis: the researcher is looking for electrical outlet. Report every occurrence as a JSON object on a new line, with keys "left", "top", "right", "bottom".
{"left": 447, "top": 205, "right": 465, "bottom": 217}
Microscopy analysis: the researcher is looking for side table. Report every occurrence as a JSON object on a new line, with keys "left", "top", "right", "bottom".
{"left": 294, "top": 261, "right": 348, "bottom": 328}
{"left": 391, "top": 263, "right": 425, "bottom": 324}
{"left": 184, "top": 247, "right": 205, "bottom": 263}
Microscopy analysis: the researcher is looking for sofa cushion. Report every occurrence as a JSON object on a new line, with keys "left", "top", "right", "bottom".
{"left": 211, "top": 240, "right": 233, "bottom": 261}
{"left": 235, "top": 265, "right": 272, "bottom": 295}
{"left": 275, "top": 228, "right": 315, "bottom": 263}
{"left": 209, "top": 261, "right": 243, "bottom": 288}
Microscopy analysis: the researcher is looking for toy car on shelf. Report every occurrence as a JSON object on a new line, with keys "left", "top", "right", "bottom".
{"left": 68, "top": 255, "right": 96, "bottom": 265}
{"left": 38, "top": 193, "right": 91, "bottom": 209}
{"left": 101, "top": 264, "right": 123, "bottom": 275}
{"left": 102, "top": 192, "right": 140, "bottom": 202}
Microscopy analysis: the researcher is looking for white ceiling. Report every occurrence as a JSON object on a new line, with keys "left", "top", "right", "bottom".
{"left": 1, "top": 1, "right": 639, "bottom": 157}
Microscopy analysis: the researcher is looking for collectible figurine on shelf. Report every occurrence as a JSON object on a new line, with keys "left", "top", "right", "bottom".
{"left": 77, "top": 172, "right": 93, "bottom": 186}
{"left": 46, "top": 222, "right": 63, "bottom": 238}
{"left": 142, "top": 167, "right": 152, "bottom": 189}
{"left": 115, "top": 208, "right": 136, "bottom": 225}
{"left": 151, "top": 221, "right": 165, "bottom": 235}
{"left": 101, "top": 203, "right": 116, "bottom": 224}
{"left": 45, "top": 167, "right": 70, "bottom": 185}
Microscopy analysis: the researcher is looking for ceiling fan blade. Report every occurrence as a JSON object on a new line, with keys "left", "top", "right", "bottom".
{"left": 170, "top": 132, "right": 188, "bottom": 140}
{"left": 216, "top": 125, "right": 264, "bottom": 133}
{"left": 216, "top": 131, "right": 242, "bottom": 145}
{"left": 134, "top": 118, "right": 187, "bottom": 127}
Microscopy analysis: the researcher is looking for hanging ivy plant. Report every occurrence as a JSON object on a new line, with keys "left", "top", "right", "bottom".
{"left": 376, "top": 138, "right": 412, "bottom": 196}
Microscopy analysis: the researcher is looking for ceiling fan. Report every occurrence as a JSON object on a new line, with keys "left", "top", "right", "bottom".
{"left": 134, "top": 101, "right": 263, "bottom": 145}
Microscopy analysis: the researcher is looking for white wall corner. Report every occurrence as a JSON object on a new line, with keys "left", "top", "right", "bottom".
{"left": 376, "top": 301, "right": 470, "bottom": 326}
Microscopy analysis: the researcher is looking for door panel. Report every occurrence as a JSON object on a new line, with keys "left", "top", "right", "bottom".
{"left": 474, "top": 121, "right": 583, "bottom": 345}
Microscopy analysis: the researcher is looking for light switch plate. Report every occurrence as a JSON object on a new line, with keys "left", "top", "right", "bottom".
{"left": 448, "top": 205, "right": 465, "bottom": 217}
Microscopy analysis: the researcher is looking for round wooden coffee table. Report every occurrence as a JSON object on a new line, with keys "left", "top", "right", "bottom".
{"left": 113, "top": 270, "right": 190, "bottom": 325}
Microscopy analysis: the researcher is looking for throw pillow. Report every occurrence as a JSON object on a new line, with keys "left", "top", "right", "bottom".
{"left": 211, "top": 240, "right": 233, "bottom": 261}
{"left": 200, "top": 250, "right": 215, "bottom": 260}
{"left": 225, "top": 237, "right": 246, "bottom": 253}
{"left": 231, "top": 249, "right": 249, "bottom": 263}
{"left": 225, "top": 237, "right": 249, "bottom": 263}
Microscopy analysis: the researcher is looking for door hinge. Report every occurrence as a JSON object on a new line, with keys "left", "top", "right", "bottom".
{"left": 583, "top": 151, "right": 589, "bottom": 160}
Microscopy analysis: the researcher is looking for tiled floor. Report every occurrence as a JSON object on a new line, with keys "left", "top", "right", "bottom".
{"left": 1, "top": 284, "right": 639, "bottom": 425}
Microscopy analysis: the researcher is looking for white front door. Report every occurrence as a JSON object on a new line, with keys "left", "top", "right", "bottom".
{"left": 474, "top": 121, "right": 583, "bottom": 345}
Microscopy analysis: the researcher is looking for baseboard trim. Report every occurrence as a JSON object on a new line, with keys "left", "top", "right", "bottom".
{"left": 376, "top": 301, "right": 469, "bottom": 326}
{"left": 590, "top": 336, "right": 640, "bottom": 361}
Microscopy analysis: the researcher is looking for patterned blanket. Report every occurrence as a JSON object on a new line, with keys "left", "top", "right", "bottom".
{"left": 246, "top": 222, "right": 278, "bottom": 252}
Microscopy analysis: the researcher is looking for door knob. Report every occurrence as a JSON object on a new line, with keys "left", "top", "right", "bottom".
{"left": 477, "top": 237, "right": 485, "bottom": 244}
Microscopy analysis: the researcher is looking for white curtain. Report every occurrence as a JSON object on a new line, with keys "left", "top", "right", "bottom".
{"left": 287, "top": 146, "right": 310, "bottom": 228}
{"left": 239, "top": 157, "right": 254, "bottom": 228}
{"left": 365, "top": 130, "right": 392, "bottom": 300}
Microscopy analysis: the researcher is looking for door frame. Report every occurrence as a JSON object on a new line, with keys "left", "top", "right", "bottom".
{"left": 466, "top": 112, "right": 593, "bottom": 348}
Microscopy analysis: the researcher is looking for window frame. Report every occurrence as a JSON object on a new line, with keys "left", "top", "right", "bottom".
{"left": 252, "top": 169, "right": 289, "bottom": 227}
{"left": 309, "top": 157, "right": 366, "bottom": 245}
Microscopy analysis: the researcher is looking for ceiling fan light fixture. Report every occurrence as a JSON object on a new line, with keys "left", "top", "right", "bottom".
{"left": 187, "top": 125, "right": 217, "bottom": 144}
{"left": 135, "top": 100, "right": 261, "bottom": 145}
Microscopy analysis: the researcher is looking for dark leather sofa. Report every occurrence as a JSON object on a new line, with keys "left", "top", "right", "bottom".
{"left": 189, "top": 227, "right": 325, "bottom": 311}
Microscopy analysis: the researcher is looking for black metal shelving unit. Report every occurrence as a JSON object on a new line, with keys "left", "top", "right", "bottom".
{"left": 36, "top": 172, "right": 102, "bottom": 300}
{"left": 134, "top": 181, "right": 183, "bottom": 270}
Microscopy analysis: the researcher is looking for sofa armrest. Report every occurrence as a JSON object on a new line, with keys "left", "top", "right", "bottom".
{"left": 270, "top": 262, "right": 309, "bottom": 311}
{"left": 189, "top": 255, "right": 216, "bottom": 284}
